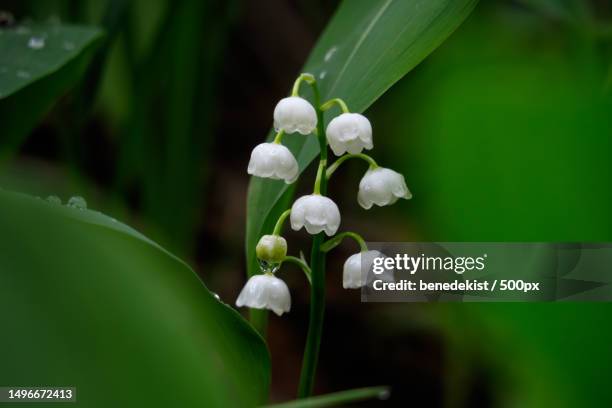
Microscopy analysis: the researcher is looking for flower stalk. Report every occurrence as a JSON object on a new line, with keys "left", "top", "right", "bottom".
{"left": 273, "top": 209, "right": 292, "bottom": 235}
{"left": 312, "top": 159, "right": 327, "bottom": 195}
{"left": 321, "top": 231, "right": 368, "bottom": 253}
{"left": 292, "top": 73, "right": 316, "bottom": 96}
{"left": 240, "top": 72, "right": 412, "bottom": 401}
{"left": 320, "top": 97, "right": 350, "bottom": 113}
{"left": 282, "top": 256, "right": 312, "bottom": 284}
{"left": 298, "top": 78, "right": 327, "bottom": 398}
{"left": 273, "top": 129, "right": 285, "bottom": 144}
{"left": 326, "top": 153, "right": 378, "bottom": 179}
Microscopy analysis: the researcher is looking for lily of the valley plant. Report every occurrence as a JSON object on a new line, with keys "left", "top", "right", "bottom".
{"left": 237, "top": 73, "right": 411, "bottom": 397}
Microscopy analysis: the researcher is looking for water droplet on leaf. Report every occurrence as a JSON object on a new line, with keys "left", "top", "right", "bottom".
{"left": 324, "top": 46, "right": 337, "bottom": 62}
{"left": 16, "top": 70, "right": 31, "bottom": 79}
{"left": 46, "top": 195, "right": 61, "bottom": 205}
{"left": 62, "top": 41, "right": 75, "bottom": 51}
{"left": 28, "top": 36, "right": 45, "bottom": 49}
{"left": 66, "top": 196, "right": 87, "bottom": 210}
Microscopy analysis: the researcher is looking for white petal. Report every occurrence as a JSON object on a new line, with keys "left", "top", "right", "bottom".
{"left": 247, "top": 143, "right": 299, "bottom": 184}
{"left": 357, "top": 189, "right": 373, "bottom": 210}
{"left": 273, "top": 97, "right": 317, "bottom": 135}
{"left": 236, "top": 275, "right": 268, "bottom": 309}
{"left": 343, "top": 253, "right": 363, "bottom": 289}
{"left": 236, "top": 274, "right": 291, "bottom": 316}
{"left": 290, "top": 195, "right": 340, "bottom": 236}
{"left": 266, "top": 277, "right": 292, "bottom": 316}
{"left": 326, "top": 113, "right": 373, "bottom": 157}
{"left": 328, "top": 137, "right": 347, "bottom": 156}
{"left": 345, "top": 138, "right": 366, "bottom": 155}
{"left": 342, "top": 250, "right": 389, "bottom": 289}
{"left": 289, "top": 195, "right": 308, "bottom": 232}
{"left": 357, "top": 167, "right": 411, "bottom": 209}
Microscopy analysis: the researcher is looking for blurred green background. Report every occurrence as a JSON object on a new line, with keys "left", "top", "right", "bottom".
{"left": 1, "top": 0, "right": 612, "bottom": 407}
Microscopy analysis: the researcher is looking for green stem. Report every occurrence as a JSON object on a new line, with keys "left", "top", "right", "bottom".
{"left": 282, "top": 256, "right": 312, "bottom": 285}
{"left": 321, "top": 231, "right": 368, "bottom": 253}
{"left": 273, "top": 209, "right": 291, "bottom": 235}
{"left": 298, "top": 79, "right": 327, "bottom": 398}
{"left": 292, "top": 73, "right": 316, "bottom": 96}
{"left": 312, "top": 159, "right": 327, "bottom": 195}
{"left": 326, "top": 153, "right": 377, "bottom": 179}
{"left": 320, "top": 98, "right": 350, "bottom": 113}
{"left": 263, "top": 386, "right": 390, "bottom": 408}
{"left": 273, "top": 130, "right": 285, "bottom": 144}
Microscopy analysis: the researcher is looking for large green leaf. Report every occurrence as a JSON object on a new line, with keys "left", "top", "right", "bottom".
{"left": 245, "top": 0, "right": 478, "bottom": 323}
{"left": 378, "top": 7, "right": 612, "bottom": 406}
{"left": 0, "top": 189, "right": 270, "bottom": 407}
{"left": 0, "top": 23, "right": 103, "bottom": 159}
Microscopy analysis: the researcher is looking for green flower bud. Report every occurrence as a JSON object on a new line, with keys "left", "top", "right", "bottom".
{"left": 256, "top": 235, "right": 287, "bottom": 263}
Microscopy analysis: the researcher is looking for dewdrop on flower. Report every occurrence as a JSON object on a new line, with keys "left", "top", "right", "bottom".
{"left": 358, "top": 167, "right": 411, "bottom": 210}
{"left": 290, "top": 194, "right": 340, "bottom": 236}
{"left": 273, "top": 96, "right": 317, "bottom": 135}
{"left": 343, "top": 250, "right": 390, "bottom": 289}
{"left": 326, "top": 113, "right": 373, "bottom": 156}
{"left": 247, "top": 142, "right": 299, "bottom": 184}
{"left": 236, "top": 274, "right": 291, "bottom": 316}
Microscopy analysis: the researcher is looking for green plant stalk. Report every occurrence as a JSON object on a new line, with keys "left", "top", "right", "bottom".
{"left": 320, "top": 231, "right": 368, "bottom": 253}
{"left": 282, "top": 256, "right": 312, "bottom": 284}
{"left": 298, "top": 81, "right": 327, "bottom": 398}
{"left": 326, "top": 153, "right": 378, "bottom": 179}
{"left": 273, "top": 209, "right": 292, "bottom": 235}
{"left": 320, "top": 97, "right": 350, "bottom": 114}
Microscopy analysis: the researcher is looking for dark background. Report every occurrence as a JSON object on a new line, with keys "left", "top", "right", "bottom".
{"left": 1, "top": 0, "right": 612, "bottom": 406}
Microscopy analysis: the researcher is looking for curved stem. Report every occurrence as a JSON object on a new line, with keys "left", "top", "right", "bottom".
{"left": 298, "top": 79, "right": 327, "bottom": 398}
{"left": 321, "top": 231, "right": 368, "bottom": 253}
{"left": 282, "top": 256, "right": 312, "bottom": 285}
{"left": 273, "top": 209, "right": 291, "bottom": 235}
{"left": 326, "top": 153, "right": 378, "bottom": 179}
{"left": 313, "top": 159, "right": 327, "bottom": 195}
{"left": 320, "top": 98, "right": 350, "bottom": 113}
{"left": 292, "top": 73, "right": 316, "bottom": 96}
{"left": 273, "top": 129, "right": 285, "bottom": 144}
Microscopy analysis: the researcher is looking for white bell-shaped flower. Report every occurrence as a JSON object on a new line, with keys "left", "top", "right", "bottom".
{"left": 343, "top": 250, "right": 390, "bottom": 289}
{"left": 273, "top": 96, "right": 317, "bottom": 135}
{"left": 290, "top": 194, "right": 340, "bottom": 236}
{"left": 235, "top": 274, "right": 291, "bottom": 316}
{"left": 247, "top": 142, "right": 299, "bottom": 184}
{"left": 326, "top": 113, "right": 373, "bottom": 156}
{"left": 358, "top": 167, "right": 412, "bottom": 209}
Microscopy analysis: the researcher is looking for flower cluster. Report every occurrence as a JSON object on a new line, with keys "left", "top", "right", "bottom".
{"left": 237, "top": 73, "right": 411, "bottom": 316}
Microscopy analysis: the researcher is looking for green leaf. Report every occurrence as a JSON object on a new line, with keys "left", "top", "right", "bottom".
{"left": 245, "top": 0, "right": 478, "bottom": 328}
{"left": 0, "top": 23, "right": 103, "bottom": 160}
{"left": 0, "top": 189, "right": 270, "bottom": 407}
{"left": 379, "top": 8, "right": 612, "bottom": 406}
{"left": 516, "top": 0, "right": 587, "bottom": 23}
